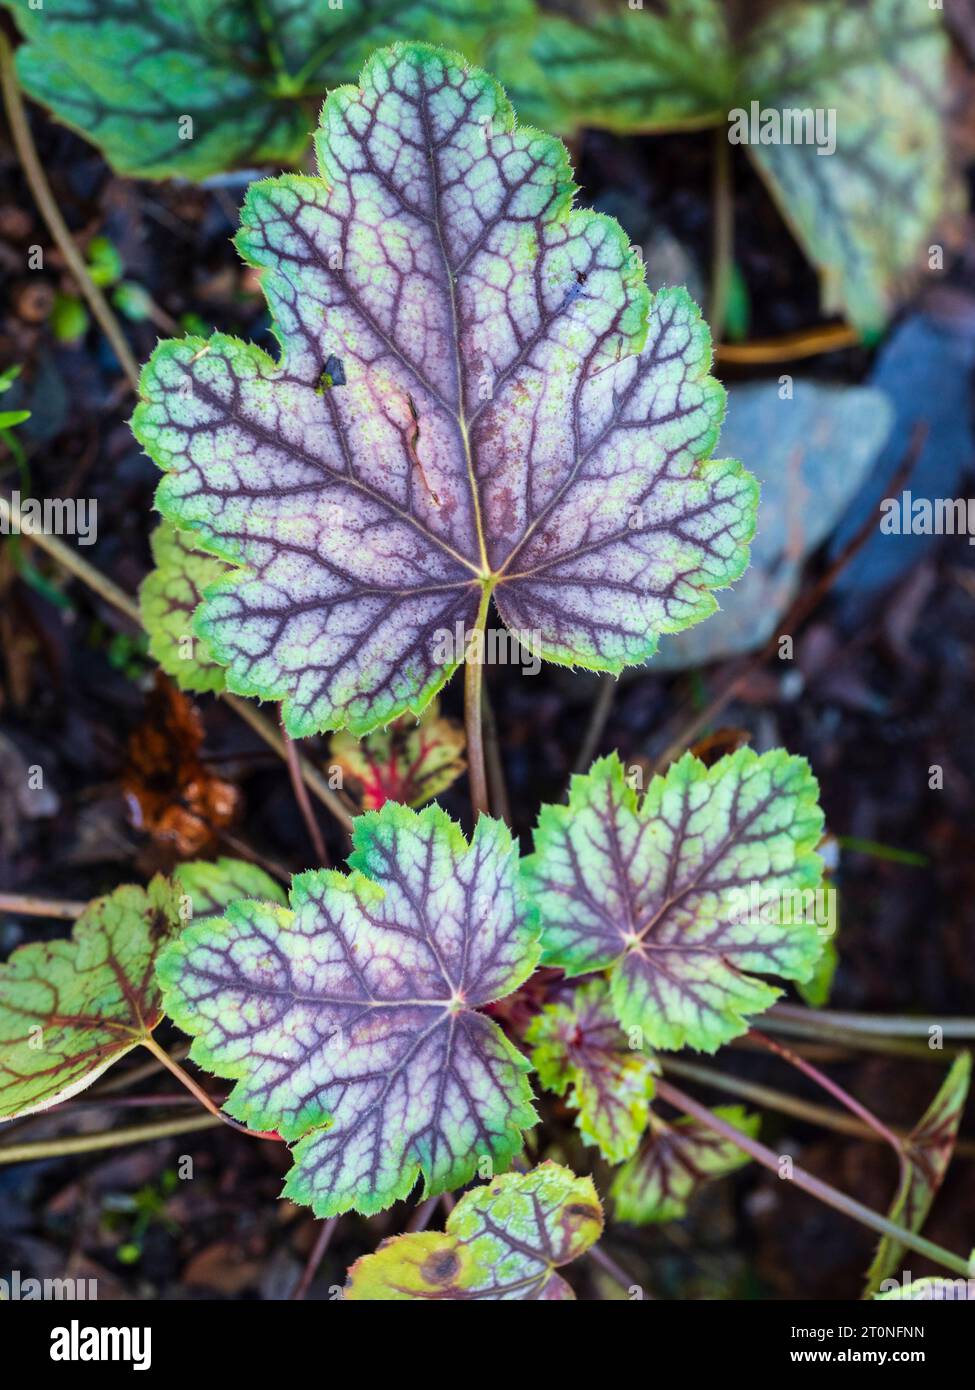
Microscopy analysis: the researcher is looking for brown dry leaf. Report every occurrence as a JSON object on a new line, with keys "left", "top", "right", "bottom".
{"left": 122, "top": 671, "right": 239, "bottom": 856}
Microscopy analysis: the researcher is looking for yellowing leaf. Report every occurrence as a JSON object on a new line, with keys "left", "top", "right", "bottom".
{"left": 343, "top": 1162, "right": 603, "bottom": 1299}
{"left": 0, "top": 878, "right": 182, "bottom": 1120}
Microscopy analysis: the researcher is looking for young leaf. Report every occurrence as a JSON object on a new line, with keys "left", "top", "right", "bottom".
{"left": 0, "top": 0, "right": 530, "bottom": 180}
{"left": 343, "top": 1161, "right": 603, "bottom": 1300}
{"left": 0, "top": 878, "right": 182, "bottom": 1121}
{"left": 611, "top": 1105, "right": 759, "bottom": 1225}
{"left": 526, "top": 976, "right": 657, "bottom": 1163}
{"left": 132, "top": 42, "right": 757, "bottom": 738}
{"left": 864, "top": 1053, "right": 972, "bottom": 1296}
{"left": 328, "top": 701, "right": 465, "bottom": 810}
{"left": 503, "top": 0, "right": 947, "bottom": 332}
{"left": 139, "top": 523, "right": 230, "bottom": 694}
{"left": 157, "top": 803, "right": 540, "bottom": 1216}
{"left": 173, "top": 856, "right": 287, "bottom": 921}
{"left": 523, "top": 749, "right": 826, "bottom": 1052}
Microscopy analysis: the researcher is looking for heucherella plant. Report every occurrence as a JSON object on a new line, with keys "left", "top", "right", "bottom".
{"left": 132, "top": 41, "right": 757, "bottom": 756}
{"left": 2, "top": 38, "right": 972, "bottom": 1304}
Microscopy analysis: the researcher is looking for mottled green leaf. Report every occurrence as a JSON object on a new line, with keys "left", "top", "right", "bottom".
{"left": 523, "top": 749, "right": 825, "bottom": 1052}
{"left": 611, "top": 1105, "right": 758, "bottom": 1224}
{"left": 526, "top": 976, "right": 656, "bottom": 1163}
{"left": 328, "top": 700, "right": 465, "bottom": 810}
{"left": 0, "top": 878, "right": 182, "bottom": 1121}
{"left": 173, "top": 856, "right": 287, "bottom": 921}
{"left": 865, "top": 1053, "right": 971, "bottom": 1296}
{"left": 502, "top": 0, "right": 948, "bottom": 332}
{"left": 157, "top": 803, "right": 540, "bottom": 1216}
{"left": 0, "top": 0, "right": 530, "bottom": 180}
{"left": 343, "top": 1161, "right": 603, "bottom": 1299}
{"left": 139, "top": 523, "right": 230, "bottom": 694}
{"left": 132, "top": 42, "right": 756, "bottom": 737}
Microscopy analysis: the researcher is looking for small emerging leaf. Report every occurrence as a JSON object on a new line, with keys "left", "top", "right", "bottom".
{"left": 173, "top": 857, "right": 287, "bottom": 921}
{"left": 343, "top": 1161, "right": 603, "bottom": 1300}
{"left": 0, "top": 878, "right": 182, "bottom": 1121}
{"left": 865, "top": 1052, "right": 972, "bottom": 1296}
{"left": 133, "top": 42, "right": 756, "bottom": 738}
{"left": 523, "top": 749, "right": 826, "bottom": 1052}
{"left": 611, "top": 1105, "right": 759, "bottom": 1225}
{"left": 140, "top": 523, "right": 230, "bottom": 694}
{"left": 526, "top": 976, "right": 657, "bottom": 1163}
{"left": 157, "top": 803, "right": 540, "bottom": 1216}
{"left": 328, "top": 701, "right": 465, "bottom": 810}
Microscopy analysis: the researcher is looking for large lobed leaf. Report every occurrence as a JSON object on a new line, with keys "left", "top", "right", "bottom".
{"left": 343, "top": 1161, "right": 603, "bottom": 1299}
{"left": 501, "top": 0, "right": 948, "bottom": 332}
{"left": 523, "top": 748, "right": 826, "bottom": 1052}
{"left": 0, "top": 878, "right": 182, "bottom": 1120}
{"left": 133, "top": 42, "right": 756, "bottom": 737}
{"left": 526, "top": 976, "right": 657, "bottom": 1163}
{"left": 157, "top": 802, "right": 541, "bottom": 1216}
{"left": 0, "top": 0, "right": 531, "bottom": 179}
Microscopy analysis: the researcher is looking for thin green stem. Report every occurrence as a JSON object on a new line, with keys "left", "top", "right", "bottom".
{"left": 464, "top": 587, "right": 493, "bottom": 819}
{"left": 750, "top": 1028, "right": 908, "bottom": 1183}
{"left": 481, "top": 684, "right": 511, "bottom": 826}
{"left": 660, "top": 1056, "right": 885, "bottom": 1142}
{"left": 772, "top": 1003, "right": 975, "bottom": 1040}
{"left": 281, "top": 712, "right": 330, "bottom": 867}
{"left": 291, "top": 1217, "right": 339, "bottom": 1300}
{"left": 0, "top": 1114, "right": 219, "bottom": 1164}
{"left": 0, "top": 892, "right": 88, "bottom": 920}
{"left": 657, "top": 1079, "right": 972, "bottom": 1279}
{"left": 570, "top": 673, "right": 616, "bottom": 781}
{"left": 0, "top": 33, "right": 140, "bottom": 389}
{"left": 661, "top": 1056, "right": 975, "bottom": 1158}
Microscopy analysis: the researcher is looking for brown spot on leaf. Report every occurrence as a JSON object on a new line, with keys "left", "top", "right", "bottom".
{"left": 421, "top": 1248, "right": 460, "bottom": 1285}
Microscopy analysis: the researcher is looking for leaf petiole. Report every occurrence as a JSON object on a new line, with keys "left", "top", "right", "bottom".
{"left": 656, "top": 1079, "right": 972, "bottom": 1279}
{"left": 750, "top": 1027, "right": 908, "bottom": 1185}
{"left": 464, "top": 585, "right": 494, "bottom": 819}
{"left": 140, "top": 1036, "right": 282, "bottom": 1142}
